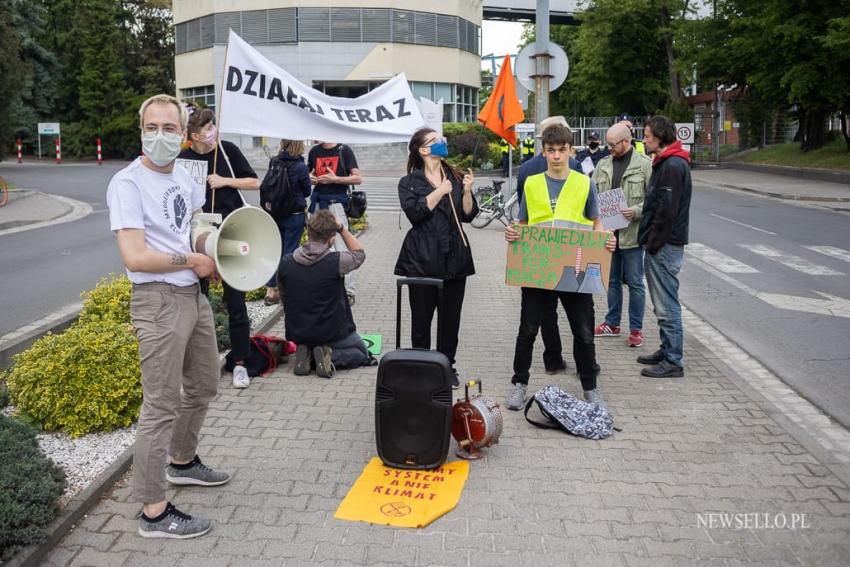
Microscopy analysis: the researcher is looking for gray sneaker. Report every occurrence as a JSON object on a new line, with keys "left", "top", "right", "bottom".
{"left": 584, "top": 389, "right": 608, "bottom": 411}
{"left": 313, "top": 345, "right": 335, "bottom": 378}
{"left": 138, "top": 502, "right": 211, "bottom": 539}
{"left": 166, "top": 456, "right": 230, "bottom": 487}
{"left": 505, "top": 383, "right": 528, "bottom": 411}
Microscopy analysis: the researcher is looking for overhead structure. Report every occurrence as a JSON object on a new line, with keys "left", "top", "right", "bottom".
{"left": 483, "top": 0, "right": 579, "bottom": 24}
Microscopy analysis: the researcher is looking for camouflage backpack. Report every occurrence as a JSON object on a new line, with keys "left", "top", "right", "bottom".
{"left": 524, "top": 385, "right": 615, "bottom": 440}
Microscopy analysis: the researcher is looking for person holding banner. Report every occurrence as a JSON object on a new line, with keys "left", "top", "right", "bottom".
{"left": 108, "top": 94, "right": 229, "bottom": 540}
{"left": 179, "top": 103, "right": 260, "bottom": 389}
{"left": 504, "top": 124, "right": 616, "bottom": 412}
{"left": 592, "top": 122, "right": 652, "bottom": 348}
{"left": 394, "top": 127, "right": 478, "bottom": 389}
{"left": 308, "top": 142, "right": 362, "bottom": 304}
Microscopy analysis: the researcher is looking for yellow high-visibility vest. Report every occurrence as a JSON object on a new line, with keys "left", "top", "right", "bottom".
{"left": 635, "top": 140, "right": 646, "bottom": 155}
{"left": 524, "top": 171, "right": 593, "bottom": 227}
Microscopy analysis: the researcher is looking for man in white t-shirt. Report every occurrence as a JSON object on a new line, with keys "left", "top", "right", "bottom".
{"left": 107, "top": 94, "right": 230, "bottom": 540}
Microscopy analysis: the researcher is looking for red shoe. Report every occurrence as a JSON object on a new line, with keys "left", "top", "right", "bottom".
{"left": 594, "top": 323, "right": 620, "bottom": 337}
{"left": 628, "top": 330, "right": 644, "bottom": 348}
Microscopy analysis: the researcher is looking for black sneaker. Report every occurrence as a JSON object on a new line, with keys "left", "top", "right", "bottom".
{"left": 138, "top": 502, "right": 211, "bottom": 539}
{"left": 451, "top": 371, "right": 461, "bottom": 390}
{"left": 637, "top": 349, "right": 664, "bottom": 365}
{"left": 294, "top": 344, "right": 311, "bottom": 375}
{"left": 313, "top": 345, "right": 335, "bottom": 378}
{"left": 544, "top": 360, "right": 569, "bottom": 375}
{"left": 166, "top": 455, "right": 230, "bottom": 487}
{"left": 641, "top": 360, "right": 684, "bottom": 378}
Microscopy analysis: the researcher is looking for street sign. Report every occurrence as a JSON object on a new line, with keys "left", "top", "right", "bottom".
{"left": 515, "top": 42, "right": 569, "bottom": 93}
{"left": 38, "top": 122, "right": 60, "bottom": 135}
{"left": 515, "top": 123, "right": 536, "bottom": 137}
{"left": 675, "top": 123, "right": 695, "bottom": 144}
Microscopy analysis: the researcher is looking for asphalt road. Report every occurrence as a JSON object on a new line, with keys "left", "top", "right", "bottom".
{"left": 1, "top": 162, "right": 849, "bottom": 427}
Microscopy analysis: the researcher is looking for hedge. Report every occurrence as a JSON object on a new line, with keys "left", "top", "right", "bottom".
{"left": 0, "top": 415, "right": 66, "bottom": 562}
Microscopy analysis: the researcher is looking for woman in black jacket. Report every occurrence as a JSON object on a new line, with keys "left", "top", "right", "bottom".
{"left": 263, "top": 138, "right": 312, "bottom": 305}
{"left": 394, "top": 127, "right": 478, "bottom": 387}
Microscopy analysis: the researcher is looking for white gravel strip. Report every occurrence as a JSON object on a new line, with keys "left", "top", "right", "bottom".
{"left": 7, "top": 299, "right": 281, "bottom": 508}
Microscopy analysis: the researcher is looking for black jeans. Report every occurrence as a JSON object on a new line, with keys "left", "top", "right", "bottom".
{"left": 512, "top": 287, "right": 599, "bottom": 390}
{"left": 408, "top": 277, "right": 466, "bottom": 368}
{"left": 541, "top": 305, "right": 567, "bottom": 371}
{"left": 222, "top": 281, "right": 251, "bottom": 363}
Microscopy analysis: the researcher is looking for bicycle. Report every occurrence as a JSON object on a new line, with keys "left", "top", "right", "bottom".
{"left": 0, "top": 176, "right": 8, "bottom": 208}
{"left": 470, "top": 179, "right": 520, "bottom": 228}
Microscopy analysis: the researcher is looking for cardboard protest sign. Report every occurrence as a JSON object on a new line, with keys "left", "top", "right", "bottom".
{"left": 334, "top": 458, "right": 469, "bottom": 528}
{"left": 505, "top": 225, "right": 612, "bottom": 294}
{"left": 175, "top": 159, "right": 208, "bottom": 196}
{"left": 597, "top": 188, "right": 629, "bottom": 231}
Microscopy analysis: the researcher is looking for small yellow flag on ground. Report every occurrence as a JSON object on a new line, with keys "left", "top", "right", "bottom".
{"left": 334, "top": 457, "right": 469, "bottom": 528}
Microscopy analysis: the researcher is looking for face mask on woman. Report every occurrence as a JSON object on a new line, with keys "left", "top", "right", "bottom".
{"left": 428, "top": 139, "right": 449, "bottom": 158}
{"left": 201, "top": 125, "right": 218, "bottom": 146}
{"left": 588, "top": 142, "right": 600, "bottom": 150}
{"left": 142, "top": 130, "right": 183, "bottom": 166}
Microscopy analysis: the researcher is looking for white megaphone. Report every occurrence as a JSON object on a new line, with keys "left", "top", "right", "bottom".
{"left": 191, "top": 207, "right": 282, "bottom": 292}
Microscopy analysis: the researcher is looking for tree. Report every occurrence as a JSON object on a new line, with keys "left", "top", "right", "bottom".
{"left": 0, "top": 2, "right": 24, "bottom": 160}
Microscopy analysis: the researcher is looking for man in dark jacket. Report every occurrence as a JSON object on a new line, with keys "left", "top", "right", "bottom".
{"left": 575, "top": 132, "right": 609, "bottom": 170}
{"left": 636, "top": 115, "right": 692, "bottom": 378}
{"left": 278, "top": 210, "right": 370, "bottom": 378}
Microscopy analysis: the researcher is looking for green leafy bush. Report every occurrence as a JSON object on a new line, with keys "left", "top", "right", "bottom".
{"left": 0, "top": 415, "right": 66, "bottom": 562}
{"left": 77, "top": 275, "right": 132, "bottom": 325}
{"left": 0, "top": 381, "right": 8, "bottom": 408}
{"left": 6, "top": 320, "right": 141, "bottom": 438}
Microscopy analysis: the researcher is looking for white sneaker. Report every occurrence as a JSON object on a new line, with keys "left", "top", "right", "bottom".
{"left": 232, "top": 365, "right": 250, "bottom": 389}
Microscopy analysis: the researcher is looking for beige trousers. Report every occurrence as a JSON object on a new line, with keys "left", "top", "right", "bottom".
{"left": 130, "top": 282, "right": 219, "bottom": 503}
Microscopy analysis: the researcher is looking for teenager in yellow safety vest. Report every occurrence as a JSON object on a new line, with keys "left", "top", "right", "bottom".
{"left": 503, "top": 124, "right": 616, "bottom": 413}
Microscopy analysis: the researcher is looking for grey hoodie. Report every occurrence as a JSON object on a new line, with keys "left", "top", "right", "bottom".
{"left": 293, "top": 240, "right": 365, "bottom": 275}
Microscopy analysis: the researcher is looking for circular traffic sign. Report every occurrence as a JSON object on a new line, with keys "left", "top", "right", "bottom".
{"left": 677, "top": 125, "right": 693, "bottom": 141}
{"left": 515, "top": 42, "right": 569, "bottom": 93}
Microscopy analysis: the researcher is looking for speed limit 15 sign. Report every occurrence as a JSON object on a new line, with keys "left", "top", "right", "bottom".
{"left": 675, "top": 123, "right": 695, "bottom": 144}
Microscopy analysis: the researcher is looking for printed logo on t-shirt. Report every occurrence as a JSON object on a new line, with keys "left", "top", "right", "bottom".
{"left": 315, "top": 156, "right": 339, "bottom": 176}
{"left": 161, "top": 185, "right": 191, "bottom": 235}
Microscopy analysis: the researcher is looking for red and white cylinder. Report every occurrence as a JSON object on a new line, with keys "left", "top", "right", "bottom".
{"left": 97, "top": 138, "right": 102, "bottom": 165}
{"left": 55, "top": 137, "right": 61, "bottom": 164}
{"left": 16, "top": 139, "right": 22, "bottom": 163}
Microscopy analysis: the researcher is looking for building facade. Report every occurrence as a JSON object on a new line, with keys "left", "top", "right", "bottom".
{"left": 173, "top": 0, "right": 483, "bottom": 130}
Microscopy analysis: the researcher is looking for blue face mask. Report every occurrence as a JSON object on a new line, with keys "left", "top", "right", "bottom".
{"left": 428, "top": 140, "right": 449, "bottom": 158}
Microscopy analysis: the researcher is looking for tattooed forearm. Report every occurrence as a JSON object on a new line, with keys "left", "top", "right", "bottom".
{"left": 168, "top": 253, "right": 188, "bottom": 266}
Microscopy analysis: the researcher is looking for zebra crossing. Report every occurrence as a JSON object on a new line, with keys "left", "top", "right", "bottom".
{"left": 687, "top": 242, "right": 849, "bottom": 276}
{"left": 363, "top": 182, "right": 402, "bottom": 213}
{"left": 685, "top": 241, "right": 850, "bottom": 318}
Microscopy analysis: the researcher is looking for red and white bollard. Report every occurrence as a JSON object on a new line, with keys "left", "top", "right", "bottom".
{"left": 55, "top": 137, "right": 61, "bottom": 164}
{"left": 97, "top": 138, "right": 102, "bottom": 165}
{"left": 16, "top": 138, "right": 22, "bottom": 164}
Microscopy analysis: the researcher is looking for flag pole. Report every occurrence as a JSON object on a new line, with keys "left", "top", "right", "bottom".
{"left": 210, "top": 33, "right": 233, "bottom": 216}
{"left": 469, "top": 121, "right": 486, "bottom": 169}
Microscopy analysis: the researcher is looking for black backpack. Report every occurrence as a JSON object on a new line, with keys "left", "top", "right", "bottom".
{"left": 260, "top": 156, "right": 299, "bottom": 217}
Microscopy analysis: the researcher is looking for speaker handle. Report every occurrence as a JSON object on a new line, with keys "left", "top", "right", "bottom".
{"left": 463, "top": 379, "right": 482, "bottom": 401}
{"left": 395, "top": 277, "right": 445, "bottom": 350}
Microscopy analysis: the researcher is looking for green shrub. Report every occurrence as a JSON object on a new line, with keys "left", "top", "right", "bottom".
{"left": 6, "top": 320, "right": 142, "bottom": 438}
{"left": 0, "top": 380, "right": 8, "bottom": 408}
{"left": 0, "top": 415, "right": 66, "bottom": 562}
{"left": 77, "top": 275, "right": 132, "bottom": 325}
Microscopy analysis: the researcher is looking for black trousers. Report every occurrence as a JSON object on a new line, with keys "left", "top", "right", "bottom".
{"left": 222, "top": 281, "right": 251, "bottom": 363}
{"left": 408, "top": 277, "right": 466, "bottom": 368}
{"left": 541, "top": 305, "right": 567, "bottom": 371}
{"left": 512, "top": 287, "right": 599, "bottom": 390}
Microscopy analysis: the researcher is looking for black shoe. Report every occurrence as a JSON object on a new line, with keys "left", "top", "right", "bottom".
{"left": 451, "top": 371, "right": 460, "bottom": 390}
{"left": 294, "top": 345, "right": 311, "bottom": 375}
{"left": 641, "top": 360, "right": 684, "bottom": 378}
{"left": 544, "top": 360, "right": 569, "bottom": 375}
{"left": 313, "top": 346, "right": 335, "bottom": 378}
{"left": 637, "top": 349, "right": 664, "bottom": 365}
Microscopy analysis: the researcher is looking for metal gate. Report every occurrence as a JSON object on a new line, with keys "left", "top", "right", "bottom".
{"left": 692, "top": 110, "right": 719, "bottom": 164}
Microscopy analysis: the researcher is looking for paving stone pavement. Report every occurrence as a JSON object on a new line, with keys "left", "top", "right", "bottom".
{"left": 43, "top": 213, "right": 850, "bottom": 566}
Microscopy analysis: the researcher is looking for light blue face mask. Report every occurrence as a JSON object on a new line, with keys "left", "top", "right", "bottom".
{"left": 428, "top": 140, "right": 449, "bottom": 158}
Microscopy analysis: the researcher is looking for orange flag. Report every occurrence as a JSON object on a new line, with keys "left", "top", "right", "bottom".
{"left": 478, "top": 55, "right": 525, "bottom": 146}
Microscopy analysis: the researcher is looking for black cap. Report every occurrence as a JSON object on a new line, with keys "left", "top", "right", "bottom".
{"left": 587, "top": 132, "right": 600, "bottom": 141}
{"left": 616, "top": 113, "right": 631, "bottom": 122}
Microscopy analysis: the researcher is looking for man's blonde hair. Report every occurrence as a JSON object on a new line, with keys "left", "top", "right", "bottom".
{"left": 278, "top": 139, "right": 305, "bottom": 156}
{"left": 138, "top": 94, "right": 188, "bottom": 130}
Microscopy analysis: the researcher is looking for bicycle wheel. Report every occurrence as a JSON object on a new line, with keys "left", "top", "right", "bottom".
{"left": 0, "top": 176, "right": 7, "bottom": 208}
{"left": 505, "top": 192, "right": 520, "bottom": 223}
{"left": 471, "top": 189, "right": 500, "bottom": 229}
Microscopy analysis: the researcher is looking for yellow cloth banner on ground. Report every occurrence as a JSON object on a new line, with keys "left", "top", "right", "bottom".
{"left": 334, "top": 458, "right": 469, "bottom": 528}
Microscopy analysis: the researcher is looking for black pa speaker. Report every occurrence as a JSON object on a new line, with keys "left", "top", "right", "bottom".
{"left": 375, "top": 350, "right": 453, "bottom": 469}
{"left": 374, "top": 277, "right": 453, "bottom": 470}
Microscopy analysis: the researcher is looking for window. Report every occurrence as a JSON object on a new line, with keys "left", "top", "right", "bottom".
{"left": 182, "top": 85, "right": 216, "bottom": 110}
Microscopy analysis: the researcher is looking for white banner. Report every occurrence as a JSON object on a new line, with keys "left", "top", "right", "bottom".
{"left": 219, "top": 31, "right": 425, "bottom": 144}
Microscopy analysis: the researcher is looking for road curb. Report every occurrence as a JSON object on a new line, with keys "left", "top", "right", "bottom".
{"left": 723, "top": 161, "right": 850, "bottom": 186}
{"left": 3, "top": 306, "right": 284, "bottom": 567}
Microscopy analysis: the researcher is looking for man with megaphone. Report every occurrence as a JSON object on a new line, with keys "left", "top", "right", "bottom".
{"left": 107, "top": 94, "right": 230, "bottom": 540}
